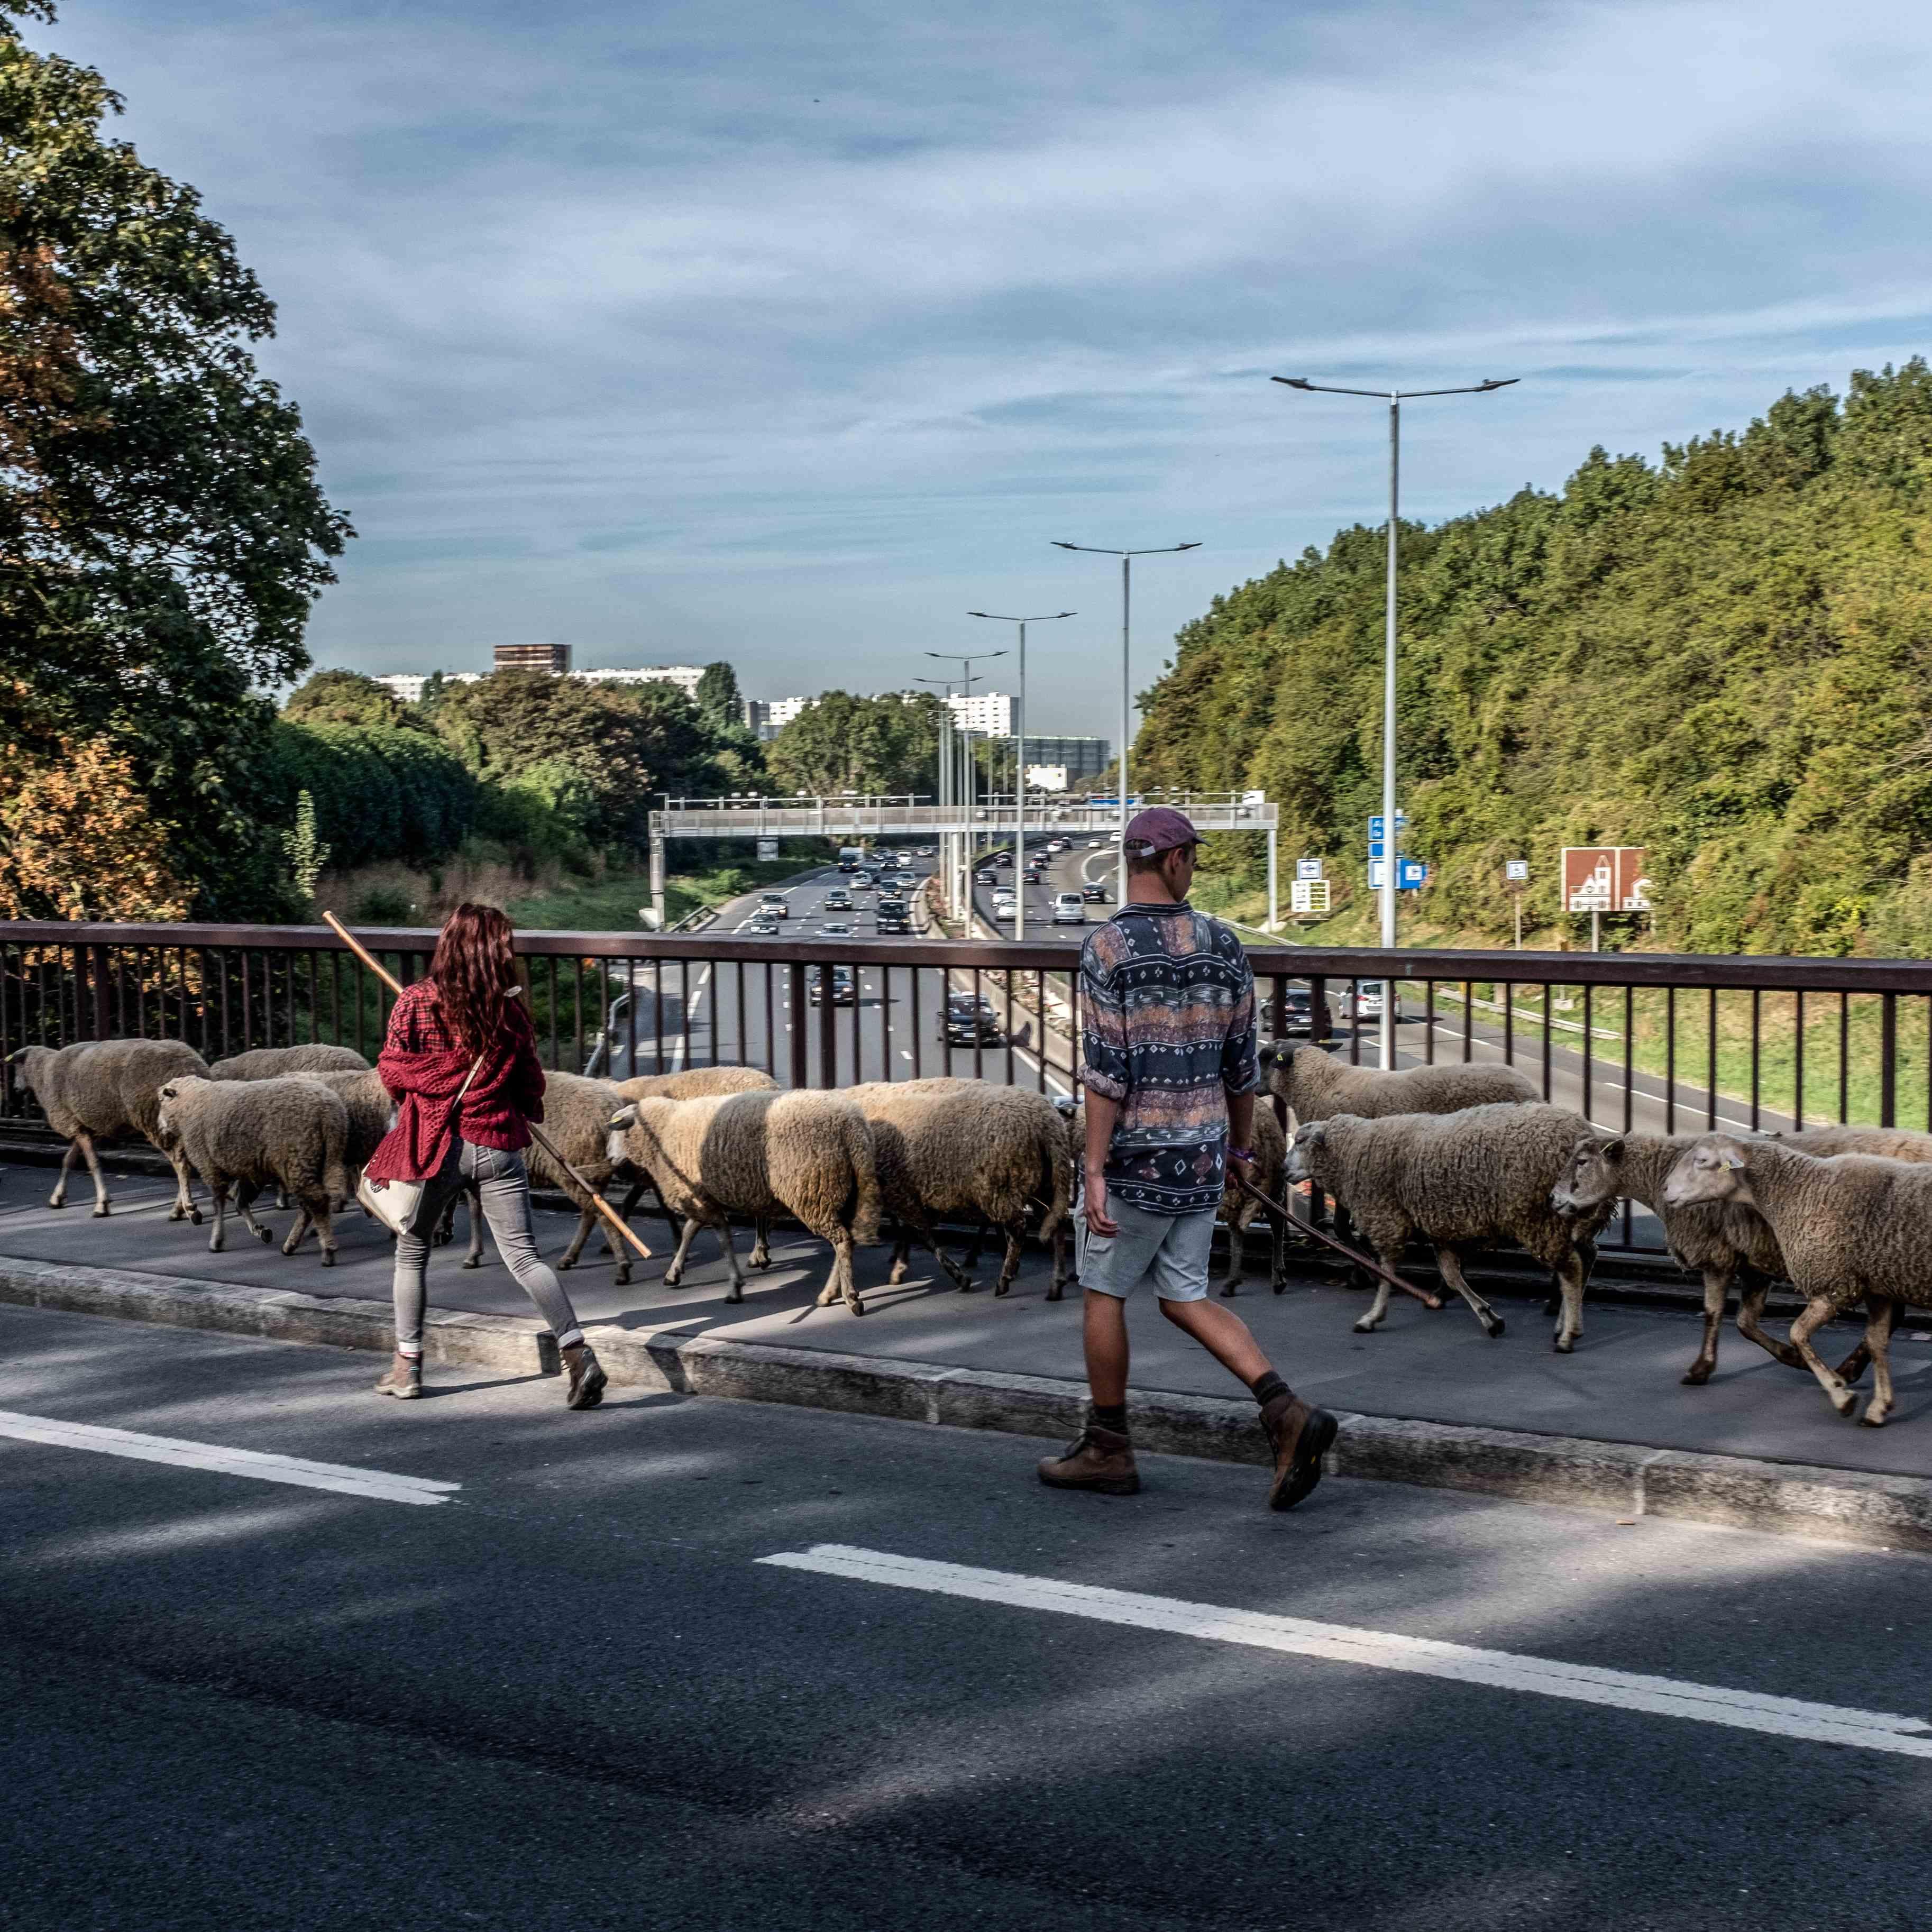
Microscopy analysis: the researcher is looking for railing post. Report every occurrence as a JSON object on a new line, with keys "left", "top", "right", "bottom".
{"left": 1881, "top": 992, "right": 1898, "bottom": 1127}
{"left": 89, "top": 944, "right": 111, "bottom": 1040}
{"left": 818, "top": 963, "right": 837, "bottom": 1087}
{"left": 789, "top": 962, "right": 808, "bottom": 1089}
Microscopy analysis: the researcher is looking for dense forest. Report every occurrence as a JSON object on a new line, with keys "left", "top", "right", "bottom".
{"left": 1134, "top": 362, "right": 1932, "bottom": 956}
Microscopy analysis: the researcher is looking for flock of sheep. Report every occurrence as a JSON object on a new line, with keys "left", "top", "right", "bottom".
{"left": 8, "top": 1031, "right": 1932, "bottom": 1427}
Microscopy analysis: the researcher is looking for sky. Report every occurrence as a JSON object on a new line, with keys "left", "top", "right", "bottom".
{"left": 27, "top": 0, "right": 1932, "bottom": 735}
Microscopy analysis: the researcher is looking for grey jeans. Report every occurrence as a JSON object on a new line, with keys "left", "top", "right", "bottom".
{"left": 391, "top": 1139, "right": 584, "bottom": 1357}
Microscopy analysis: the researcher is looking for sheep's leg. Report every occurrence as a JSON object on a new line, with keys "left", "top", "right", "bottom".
{"left": 461, "top": 1184, "right": 484, "bottom": 1269}
{"left": 207, "top": 1178, "right": 230, "bottom": 1253}
{"left": 898, "top": 1208, "right": 974, "bottom": 1290}
{"left": 1220, "top": 1200, "right": 1250, "bottom": 1297}
{"left": 311, "top": 1196, "right": 337, "bottom": 1268}
{"left": 1787, "top": 1295, "right": 1859, "bottom": 1417}
{"left": 77, "top": 1132, "right": 112, "bottom": 1216}
{"left": 285, "top": 1206, "right": 313, "bottom": 1252}
{"left": 233, "top": 1182, "right": 274, "bottom": 1246}
{"left": 1048, "top": 1216, "right": 1069, "bottom": 1303}
{"left": 888, "top": 1231, "right": 912, "bottom": 1285}
{"left": 960, "top": 1220, "right": 990, "bottom": 1274}
{"left": 1854, "top": 1299, "right": 1898, "bottom": 1426}
{"left": 164, "top": 1145, "right": 200, "bottom": 1223}
{"left": 661, "top": 1216, "right": 703, "bottom": 1288}
{"left": 1352, "top": 1262, "right": 1395, "bottom": 1333}
{"left": 1551, "top": 1246, "right": 1590, "bottom": 1353}
{"left": 993, "top": 1215, "right": 1026, "bottom": 1297}
{"left": 1682, "top": 1265, "right": 1736, "bottom": 1385}
{"left": 810, "top": 1229, "right": 862, "bottom": 1315}
{"left": 47, "top": 1137, "right": 80, "bottom": 1209}
{"left": 715, "top": 1220, "right": 746, "bottom": 1304}
{"left": 559, "top": 1202, "right": 599, "bottom": 1270}
{"left": 1436, "top": 1248, "right": 1505, "bottom": 1339}
{"left": 749, "top": 1217, "right": 772, "bottom": 1269}
{"left": 1735, "top": 1273, "right": 1806, "bottom": 1370}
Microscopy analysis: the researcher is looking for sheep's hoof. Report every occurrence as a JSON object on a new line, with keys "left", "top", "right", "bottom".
{"left": 1483, "top": 1315, "right": 1505, "bottom": 1339}
{"left": 281, "top": 1238, "right": 299, "bottom": 1257}
{"left": 461, "top": 1256, "right": 481, "bottom": 1270}
{"left": 46, "top": 1195, "right": 65, "bottom": 1210}
{"left": 846, "top": 1297, "right": 865, "bottom": 1317}
{"left": 749, "top": 1249, "right": 771, "bottom": 1270}
{"left": 1351, "top": 1315, "right": 1380, "bottom": 1334}
{"left": 1552, "top": 1335, "right": 1576, "bottom": 1354}
{"left": 726, "top": 1287, "right": 744, "bottom": 1305}
{"left": 615, "top": 1266, "right": 632, "bottom": 1288}
{"left": 189, "top": 1207, "right": 203, "bottom": 1225}
{"left": 1830, "top": 1388, "right": 1857, "bottom": 1417}
{"left": 321, "top": 1250, "right": 336, "bottom": 1268}
{"left": 1272, "top": 1280, "right": 1288, "bottom": 1296}
{"left": 1681, "top": 1365, "right": 1713, "bottom": 1386}
{"left": 254, "top": 1227, "right": 274, "bottom": 1246}
{"left": 1858, "top": 1405, "right": 1888, "bottom": 1429}
{"left": 167, "top": 1205, "right": 184, "bottom": 1222}
{"left": 92, "top": 1204, "right": 110, "bottom": 1219}
{"left": 558, "top": 1255, "right": 575, "bottom": 1271}
{"left": 208, "top": 1236, "right": 224, "bottom": 1254}
{"left": 994, "top": 1280, "right": 1014, "bottom": 1298}
{"left": 1047, "top": 1286, "right": 1063, "bottom": 1303}
{"left": 887, "top": 1265, "right": 908, "bottom": 1286}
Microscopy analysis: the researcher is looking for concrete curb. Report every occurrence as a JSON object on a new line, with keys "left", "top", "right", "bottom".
{"left": 5, "top": 1252, "right": 1929, "bottom": 1552}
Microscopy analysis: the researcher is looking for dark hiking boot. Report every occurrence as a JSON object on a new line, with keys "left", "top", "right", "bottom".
{"left": 1260, "top": 1393, "right": 1337, "bottom": 1511}
{"left": 564, "top": 1345, "right": 608, "bottom": 1411}
{"left": 373, "top": 1356, "right": 422, "bottom": 1400}
{"left": 1037, "top": 1424, "right": 1139, "bottom": 1495}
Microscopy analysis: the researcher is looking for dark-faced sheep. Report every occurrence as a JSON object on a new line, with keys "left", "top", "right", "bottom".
{"left": 605, "top": 1089, "right": 880, "bottom": 1312}
{"left": 845, "top": 1079, "right": 1068, "bottom": 1297}
{"left": 1553, "top": 1125, "right": 1932, "bottom": 1385}
{"left": 1663, "top": 1133, "right": 1932, "bottom": 1427}
{"left": 155, "top": 1075, "right": 351, "bottom": 1265}
{"left": 1287, "top": 1103, "right": 1613, "bottom": 1348}
{"left": 8, "top": 1039, "right": 209, "bottom": 1221}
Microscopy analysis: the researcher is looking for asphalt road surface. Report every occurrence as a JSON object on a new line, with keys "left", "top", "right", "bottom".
{"left": 7, "top": 1299, "right": 1932, "bottom": 1932}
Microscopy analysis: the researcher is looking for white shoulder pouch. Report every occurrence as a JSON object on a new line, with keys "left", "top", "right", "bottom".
{"left": 358, "top": 1052, "right": 485, "bottom": 1237}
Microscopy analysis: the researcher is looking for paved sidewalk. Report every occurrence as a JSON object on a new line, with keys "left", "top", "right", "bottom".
{"left": 3, "top": 1165, "right": 1927, "bottom": 1480}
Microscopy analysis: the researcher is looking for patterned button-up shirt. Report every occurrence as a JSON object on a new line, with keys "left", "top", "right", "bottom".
{"left": 1078, "top": 901, "right": 1258, "bottom": 1215}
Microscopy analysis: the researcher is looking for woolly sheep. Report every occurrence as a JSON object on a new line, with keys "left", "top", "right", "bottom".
{"left": 605, "top": 1089, "right": 881, "bottom": 1312}
{"left": 209, "top": 1044, "right": 370, "bottom": 1081}
{"left": 155, "top": 1075, "right": 351, "bottom": 1265}
{"left": 1663, "top": 1133, "right": 1932, "bottom": 1427}
{"left": 7, "top": 1039, "right": 208, "bottom": 1221}
{"left": 1261, "top": 1042, "right": 1537, "bottom": 1124}
{"left": 1056, "top": 1098, "right": 1288, "bottom": 1297}
{"left": 1286, "top": 1103, "right": 1613, "bottom": 1348}
{"left": 844, "top": 1079, "right": 1069, "bottom": 1298}
{"left": 608, "top": 1066, "right": 780, "bottom": 1274}
{"left": 1552, "top": 1125, "right": 1932, "bottom": 1386}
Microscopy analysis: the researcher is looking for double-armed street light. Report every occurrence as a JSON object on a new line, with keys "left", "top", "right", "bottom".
{"left": 1051, "top": 541, "right": 1201, "bottom": 890}
{"left": 1271, "top": 373, "right": 1518, "bottom": 1070}
{"left": 967, "top": 610, "right": 1076, "bottom": 940}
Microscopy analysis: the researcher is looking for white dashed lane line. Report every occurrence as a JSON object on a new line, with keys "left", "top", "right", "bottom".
{"left": 0, "top": 1411, "right": 460, "bottom": 1506}
{"left": 761, "top": 1545, "right": 1932, "bottom": 1759}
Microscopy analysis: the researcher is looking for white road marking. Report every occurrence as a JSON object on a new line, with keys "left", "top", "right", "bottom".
{"left": 0, "top": 1410, "right": 460, "bottom": 1507}
{"left": 759, "top": 1544, "right": 1932, "bottom": 1759}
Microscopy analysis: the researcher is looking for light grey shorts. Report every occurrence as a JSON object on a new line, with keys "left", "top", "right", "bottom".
{"left": 1075, "top": 1193, "right": 1216, "bottom": 1303}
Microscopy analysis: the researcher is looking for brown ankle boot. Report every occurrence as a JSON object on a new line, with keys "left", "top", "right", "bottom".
{"left": 1259, "top": 1393, "right": 1338, "bottom": 1510}
{"left": 373, "top": 1355, "right": 421, "bottom": 1399}
{"left": 1037, "top": 1423, "right": 1139, "bottom": 1495}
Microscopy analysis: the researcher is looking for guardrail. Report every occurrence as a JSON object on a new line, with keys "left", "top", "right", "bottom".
{"left": 5, "top": 922, "right": 1930, "bottom": 1259}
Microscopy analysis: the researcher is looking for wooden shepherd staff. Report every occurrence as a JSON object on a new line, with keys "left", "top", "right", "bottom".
{"left": 324, "top": 912, "right": 650, "bottom": 1264}
{"left": 1227, "top": 1167, "right": 1439, "bottom": 1308}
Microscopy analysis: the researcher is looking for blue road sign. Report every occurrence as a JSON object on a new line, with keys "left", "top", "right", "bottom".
{"left": 1398, "top": 858, "right": 1427, "bottom": 891}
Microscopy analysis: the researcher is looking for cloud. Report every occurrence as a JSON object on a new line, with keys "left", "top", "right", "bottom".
{"left": 32, "top": 0, "right": 1932, "bottom": 722}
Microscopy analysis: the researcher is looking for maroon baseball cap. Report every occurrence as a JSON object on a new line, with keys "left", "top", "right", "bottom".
{"left": 1122, "top": 807, "right": 1199, "bottom": 858}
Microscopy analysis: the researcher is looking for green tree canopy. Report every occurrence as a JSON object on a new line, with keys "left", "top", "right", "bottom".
{"left": 765, "top": 691, "right": 944, "bottom": 798}
{"left": 0, "top": 1, "right": 351, "bottom": 915}
{"left": 1133, "top": 361, "right": 1932, "bottom": 956}
{"left": 694, "top": 661, "right": 741, "bottom": 732}
{"left": 268, "top": 720, "right": 477, "bottom": 872}
{"left": 283, "top": 669, "right": 421, "bottom": 731}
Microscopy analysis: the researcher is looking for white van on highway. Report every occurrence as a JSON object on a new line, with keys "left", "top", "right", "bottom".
{"left": 1051, "top": 892, "right": 1085, "bottom": 924}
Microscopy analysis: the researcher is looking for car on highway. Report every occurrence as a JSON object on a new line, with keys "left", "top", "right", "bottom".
{"left": 819, "top": 920, "right": 853, "bottom": 937}
{"left": 875, "top": 901, "right": 910, "bottom": 934}
{"left": 852, "top": 869, "right": 875, "bottom": 888}
{"left": 747, "top": 914, "right": 781, "bottom": 934}
{"left": 993, "top": 852, "right": 1013, "bottom": 868}
{"left": 976, "top": 868, "right": 996, "bottom": 884}
{"left": 917, "top": 845, "right": 934, "bottom": 856}
{"left": 1046, "top": 838, "right": 1068, "bottom": 854}
{"left": 1266, "top": 985, "right": 1328, "bottom": 1037}
{"left": 1022, "top": 866, "right": 1042, "bottom": 882}
{"left": 1341, "top": 979, "right": 1387, "bottom": 1021}
{"left": 1082, "top": 882, "right": 1110, "bottom": 903}
{"left": 809, "top": 965, "right": 856, "bottom": 1006}
{"left": 1051, "top": 891, "right": 1086, "bottom": 924}
{"left": 942, "top": 992, "right": 1002, "bottom": 1045}
{"left": 822, "top": 887, "right": 852, "bottom": 910}
{"left": 758, "top": 892, "right": 789, "bottom": 918}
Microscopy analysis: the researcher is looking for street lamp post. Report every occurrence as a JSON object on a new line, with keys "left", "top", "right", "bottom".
{"left": 1051, "top": 542, "right": 1200, "bottom": 895}
{"left": 924, "top": 651, "right": 1006, "bottom": 928}
{"left": 1272, "top": 374, "right": 1517, "bottom": 1070}
{"left": 968, "top": 611, "right": 1075, "bottom": 940}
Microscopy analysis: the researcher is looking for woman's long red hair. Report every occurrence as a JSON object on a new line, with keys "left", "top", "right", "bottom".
{"left": 428, "top": 904, "right": 523, "bottom": 1055}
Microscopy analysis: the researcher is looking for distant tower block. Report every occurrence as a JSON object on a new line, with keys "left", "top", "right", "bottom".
{"left": 494, "top": 642, "right": 572, "bottom": 674}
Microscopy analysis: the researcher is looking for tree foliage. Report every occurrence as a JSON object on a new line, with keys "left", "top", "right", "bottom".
{"left": 694, "top": 660, "right": 741, "bottom": 732}
{"left": 283, "top": 668, "right": 422, "bottom": 732}
{"left": 0, "top": 2, "right": 350, "bottom": 916}
{"left": 1133, "top": 362, "right": 1932, "bottom": 956}
{"left": 268, "top": 720, "right": 477, "bottom": 873}
{"left": 766, "top": 690, "right": 944, "bottom": 798}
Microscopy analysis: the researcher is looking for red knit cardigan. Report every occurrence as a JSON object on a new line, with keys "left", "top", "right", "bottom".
{"left": 364, "top": 979, "right": 547, "bottom": 1184}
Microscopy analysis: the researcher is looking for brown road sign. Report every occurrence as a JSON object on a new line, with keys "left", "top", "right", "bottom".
{"left": 1562, "top": 847, "right": 1651, "bottom": 913}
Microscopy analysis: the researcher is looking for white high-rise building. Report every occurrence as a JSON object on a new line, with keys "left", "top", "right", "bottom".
{"left": 945, "top": 690, "right": 1012, "bottom": 736}
{"left": 371, "top": 672, "right": 481, "bottom": 704}
{"left": 571, "top": 664, "right": 707, "bottom": 700}
{"left": 743, "top": 695, "right": 813, "bottom": 739}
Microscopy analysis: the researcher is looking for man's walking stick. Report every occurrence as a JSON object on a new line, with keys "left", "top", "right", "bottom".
{"left": 324, "top": 913, "right": 650, "bottom": 1263}
{"left": 1227, "top": 1168, "right": 1438, "bottom": 1308}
